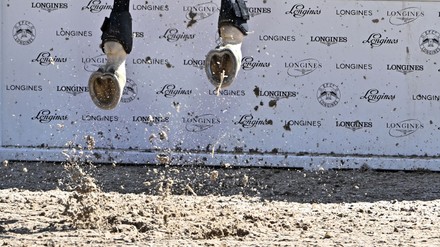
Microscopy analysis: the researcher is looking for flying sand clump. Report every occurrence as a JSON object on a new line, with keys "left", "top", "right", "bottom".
{"left": 61, "top": 137, "right": 109, "bottom": 229}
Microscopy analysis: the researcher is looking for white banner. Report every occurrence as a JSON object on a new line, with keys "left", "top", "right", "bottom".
{"left": 1, "top": 0, "right": 440, "bottom": 170}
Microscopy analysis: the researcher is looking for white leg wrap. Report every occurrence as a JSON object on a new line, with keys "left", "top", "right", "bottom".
{"left": 220, "top": 25, "right": 245, "bottom": 45}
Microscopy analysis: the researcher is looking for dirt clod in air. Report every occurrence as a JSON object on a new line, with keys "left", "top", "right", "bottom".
{"left": 156, "top": 153, "right": 171, "bottom": 165}
{"left": 210, "top": 170, "right": 219, "bottom": 182}
{"left": 85, "top": 135, "right": 95, "bottom": 151}
{"left": 158, "top": 130, "right": 168, "bottom": 141}
{"left": 242, "top": 174, "right": 249, "bottom": 187}
{"left": 187, "top": 10, "right": 197, "bottom": 28}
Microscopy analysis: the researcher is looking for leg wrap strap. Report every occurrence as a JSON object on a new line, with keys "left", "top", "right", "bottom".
{"left": 219, "top": 0, "right": 250, "bottom": 35}
{"left": 100, "top": 11, "right": 133, "bottom": 54}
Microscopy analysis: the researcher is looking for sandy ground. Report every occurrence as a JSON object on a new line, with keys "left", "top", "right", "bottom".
{"left": 1, "top": 161, "right": 440, "bottom": 246}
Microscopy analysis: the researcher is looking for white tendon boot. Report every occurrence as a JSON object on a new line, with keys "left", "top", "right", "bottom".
{"left": 205, "top": 25, "right": 245, "bottom": 89}
{"left": 88, "top": 41, "right": 127, "bottom": 110}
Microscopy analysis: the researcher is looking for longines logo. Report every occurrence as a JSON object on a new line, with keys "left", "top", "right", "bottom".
{"left": 82, "top": 114, "right": 118, "bottom": 123}
{"left": 234, "top": 114, "right": 273, "bottom": 128}
{"left": 420, "top": 30, "right": 440, "bottom": 55}
{"left": 133, "top": 57, "right": 169, "bottom": 66}
{"left": 208, "top": 89, "right": 246, "bottom": 97}
{"left": 32, "top": 109, "right": 68, "bottom": 123}
{"left": 360, "top": 89, "right": 395, "bottom": 103}
{"left": 387, "top": 64, "right": 423, "bottom": 75}
{"left": 285, "top": 4, "right": 321, "bottom": 18}
{"left": 363, "top": 33, "right": 399, "bottom": 48}
{"left": 32, "top": 51, "right": 67, "bottom": 66}
{"left": 286, "top": 58, "right": 322, "bottom": 77}
{"left": 183, "top": 2, "right": 218, "bottom": 21}
{"left": 133, "top": 115, "right": 170, "bottom": 126}
{"left": 183, "top": 58, "right": 205, "bottom": 69}
{"left": 133, "top": 3, "right": 169, "bottom": 11}
{"left": 31, "top": 2, "right": 68, "bottom": 12}
{"left": 241, "top": 57, "right": 271, "bottom": 71}
{"left": 13, "top": 20, "right": 36, "bottom": 45}
{"left": 283, "top": 120, "right": 322, "bottom": 131}
{"left": 121, "top": 79, "right": 138, "bottom": 103}
{"left": 82, "top": 54, "right": 106, "bottom": 72}
{"left": 6, "top": 84, "right": 43, "bottom": 92}
{"left": 253, "top": 86, "right": 298, "bottom": 100}
{"left": 388, "top": 7, "right": 424, "bottom": 25}
{"left": 336, "top": 63, "right": 372, "bottom": 70}
{"left": 81, "top": 0, "right": 112, "bottom": 13}
{"left": 56, "top": 28, "right": 92, "bottom": 38}
{"left": 248, "top": 7, "right": 272, "bottom": 17}
{"left": 387, "top": 119, "right": 423, "bottom": 137}
{"left": 157, "top": 84, "right": 192, "bottom": 98}
{"left": 336, "top": 9, "right": 373, "bottom": 16}
{"left": 412, "top": 94, "right": 440, "bottom": 101}
{"left": 310, "top": 36, "right": 348, "bottom": 46}
{"left": 57, "top": 85, "right": 88, "bottom": 96}
{"left": 336, "top": 120, "right": 373, "bottom": 131}
{"left": 259, "top": 34, "right": 296, "bottom": 42}
{"left": 133, "top": 31, "right": 144, "bottom": 38}
{"left": 183, "top": 113, "right": 220, "bottom": 132}
{"left": 317, "top": 83, "right": 341, "bottom": 108}
{"left": 159, "top": 28, "right": 195, "bottom": 42}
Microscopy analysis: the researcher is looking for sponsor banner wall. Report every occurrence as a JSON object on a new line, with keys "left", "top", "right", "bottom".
{"left": 1, "top": 0, "right": 440, "bottom": 170}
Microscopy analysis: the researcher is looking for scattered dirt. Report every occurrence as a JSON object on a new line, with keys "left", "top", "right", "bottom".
{"left": 1, "top": 160, "right": 440, "bottom": 246}
{"left": 187, "top": 10, "right": 197, "bottom": 28}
